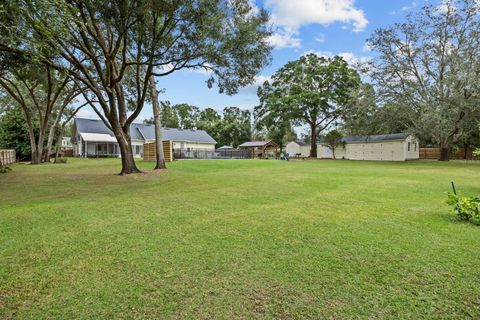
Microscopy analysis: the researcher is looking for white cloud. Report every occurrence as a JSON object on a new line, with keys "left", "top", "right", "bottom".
{"left": 187, "top": 63, "right": 213, "bottom": 75}
{"left": 268, "top": 31, "right": 302, "bottom": 48}
{"left": 314, "top": 33, "right": 326, "bottom": 43}
{"left": 390, "top": 0, "right": 428, "bottom": 15}
{"left": 265, "top": 0, "right": 368, "bottom": 36}
{"left": 436, "top": 0, "right": 454, "bottom": 14}
{"left": 239, "top": 75, "right": 271, "bottom": 94}
{"left": 362, "top": 42, "right": 372, "bottom": 52}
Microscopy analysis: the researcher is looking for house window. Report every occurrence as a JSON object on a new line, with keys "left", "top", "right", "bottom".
{"left": 135, "top": 145, "right": 140, "bottom": 155}
{"left": 408, "top": 142, "right": 411, "bottom": 151}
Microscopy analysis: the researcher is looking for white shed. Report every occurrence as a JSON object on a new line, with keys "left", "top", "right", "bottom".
{"left": 319, "top": 133, "right": 419, "bottom": 161}
{"left": 285, "top": 141, "right": 310, "bottom": 157}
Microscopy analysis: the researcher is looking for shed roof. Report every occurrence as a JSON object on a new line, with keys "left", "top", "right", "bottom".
{"left": 319, "top": 133, "right": 411, "bottom": 144}
{"left": 238, "top": 140, "right": 275, "bottom": 148}
{"left": 343, "top": 133, "right": 410, "bottom": 143}
{"left": 75, "top": 118, "right": 216, "bottom": 144}
{"left": 291, "top": 140, "right": 308, "bottom": 146}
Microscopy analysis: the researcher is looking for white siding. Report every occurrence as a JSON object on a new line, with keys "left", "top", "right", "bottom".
{"left": 285, "top": 142, "right": 300, "bottom": 157}
{"left": 405, "top": 135, "right": 420, "bottom": 160}
{"left": 285, "top": 142, "right": 310, "bottom": 157}
{"left": 318, "top": 135, "right": 419, "bottom": 162}
{"left": 347, "top": 141, "right": 406, "bottom": 161}
{"left": 319, "top": 145, "right": 346, "bottom": 159}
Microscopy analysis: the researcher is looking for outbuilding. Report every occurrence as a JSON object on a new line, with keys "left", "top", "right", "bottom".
{"left": 238, "top": 140, "right": 279, "bottom": 159}
{"left": 319, "top": 133, "right": 419, "bottom": 161}
{"left": 285, "top": 141, "right": 310, "bottom": 157}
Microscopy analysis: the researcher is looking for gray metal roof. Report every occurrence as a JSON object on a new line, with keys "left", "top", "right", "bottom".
{"left": 294, "top": 140, "right": 308, "bottom": 146}
{"left": 319, "top": 133, "right": 411, "bottom": 144}
{"left": 238, "top": 140, "right": 273, "bottom": 147}
{"left": 75, "top": 118, "right": 216, "bottom": 144}
{"left": 217, "top": 145, "right": 234, "bottom": 149}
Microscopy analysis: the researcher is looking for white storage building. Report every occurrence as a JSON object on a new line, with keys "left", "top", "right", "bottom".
{"left": 285, "top": 141, "right": 310, "bottom": 157}
{"left": 319, "top": 133, "right": 419, "bottom": 161}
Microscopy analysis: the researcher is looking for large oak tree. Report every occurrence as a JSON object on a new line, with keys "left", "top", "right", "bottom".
{"left": 366, "top": 0, "right": 480, "bottom": 160}
{"left": 257, "top": 54, "right": 360, "bottom": 157}
{"left": 0, "top": 0, "right": 271, "bottom": 174}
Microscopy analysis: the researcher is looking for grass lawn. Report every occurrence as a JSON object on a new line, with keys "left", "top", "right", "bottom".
{"left": 1, "top": 158, "right": 480, "bottom": 319}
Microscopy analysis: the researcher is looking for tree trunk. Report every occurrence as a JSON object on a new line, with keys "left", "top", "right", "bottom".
{"left": 115, "top": 129, "right": 141, "bottom": 174}
{"left": 148, "top": 75, "right": 166, "bottom": 170}
{"left": 21, "top": 107, "right": 41, "bottom": 164}
{"left": 27, "top": 126, "right": 40, "bottom": 164}
{"left": 309, "top": 123, "right": 317, "bottom": 158}
{"left": 439, "top": 147, "right": 450, "bottom": 161}
{"left": 44, "top": 124, "right": 57, "bottom": 163}
{"left": 44, "top": 110, "right": 64, "bottom": 163}
{"left": 332, "top": 148, "right": 336, "bottom": 160}
{"left": 36, "top": 127, "right": 46, "bottom": 164}
{"left": 54, "top": 126, "right": 65, "bottom": 163}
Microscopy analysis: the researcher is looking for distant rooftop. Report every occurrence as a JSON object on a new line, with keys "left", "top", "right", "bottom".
{"left": 74, "top": 118, "right": 216, "bottom": 144}
{"left": 293, "top": 140, "right": 308, "bottom": 146}
{"left": 319, "top": 133, "right": 411, "bottom": 144}
{"left": 238, "top": 140, "right": 278, "bottom": 148}
{"left": 217, "top": 145, "right": 234, "bottom": 149}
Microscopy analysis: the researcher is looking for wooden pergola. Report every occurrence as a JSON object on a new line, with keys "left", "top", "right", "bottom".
{"left": 238, "top": 140, "right": 280, "bottom": 159}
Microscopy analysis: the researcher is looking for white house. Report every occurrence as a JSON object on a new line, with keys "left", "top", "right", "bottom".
{"left": 61, "top": 137, "right": 73, "bottom": 149}
{"left": 285, "top": 141, "right": 310, "bottom": 157}
{"left": 319, "top": 133, "right": 419, "bottom": 161}
{"left": 73, "top": 118, "right": 216, "bottom": 157}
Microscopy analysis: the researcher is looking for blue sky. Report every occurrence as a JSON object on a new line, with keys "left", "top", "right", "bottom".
{"left": 77, "top": 0, "right": 433, "bottom": 121}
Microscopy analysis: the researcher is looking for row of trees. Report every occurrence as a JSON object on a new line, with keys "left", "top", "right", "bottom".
{"left": 145, "top": 104, "right": 253, "bottom": 148}
{"left": 0, "top": 0, "right": 272, "bottom": 174}
{"left": 143, "top": 102, "right": 298, "bottom": 149}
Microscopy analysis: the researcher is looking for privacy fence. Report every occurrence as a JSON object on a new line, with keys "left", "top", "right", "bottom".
{"left": 0, "top": 149, "right": 16, "bottom": 166}
{"left": 173, "top": 148, "right": 251, "bottom": 160}
{"left": 419, "top": 147, "right": 479, "bottom": 160}
{"left": 143, "top": 141, "right": 173, "bottom": 162}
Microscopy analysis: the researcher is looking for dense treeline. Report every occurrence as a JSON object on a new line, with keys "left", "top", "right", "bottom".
{"left": 144, "top": 103, "right": 297, "bottom": 149}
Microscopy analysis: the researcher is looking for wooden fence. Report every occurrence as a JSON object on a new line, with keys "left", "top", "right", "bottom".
{"left": 143, "top": 140, "right": 173, "bottom": 162}
{"left": 0, "top": 149, "right": 16, "bottom": 166}
{"left": 419, "top": 147, "right": 478, "bottom": 160}
{"left": 62, "top": 149, "right": 73, "bottom": 157}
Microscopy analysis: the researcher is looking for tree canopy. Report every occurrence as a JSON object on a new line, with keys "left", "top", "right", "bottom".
{"left": 257, "top": 53, "right": 360, "bottom": 157}
{"left": 0, "top": 0, "right": 272, "bottom": 173}
{"left": 366, "top": 0, "right": 480, "bottom": 160}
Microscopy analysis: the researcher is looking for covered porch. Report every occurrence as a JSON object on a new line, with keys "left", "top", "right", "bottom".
{"left": 79, "top": 133, "right": 120, "bottom": 157}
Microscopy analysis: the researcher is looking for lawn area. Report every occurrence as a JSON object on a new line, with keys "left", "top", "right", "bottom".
{"left": 1, "top": 158, "right": 480, "bottom": 319}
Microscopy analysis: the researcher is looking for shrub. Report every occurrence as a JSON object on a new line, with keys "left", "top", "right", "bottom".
{"left": 474, "top": 148, "right": 480, "bottom": 157}
{"left": 56, "top": 158, "right": 68, "bottom": 164}
{"left": 0, "top": 166, "right": 12, "bottom": 174}
{"left": 87, "top": 154, "right": 118, "bottom": 159}
{"left": 447, "top": 193, "right": 480, "bottom": 221}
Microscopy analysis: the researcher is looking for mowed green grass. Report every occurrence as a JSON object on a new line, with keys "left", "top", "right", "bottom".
{"left": 1, "top": 158, "right": 480, "bottom": 319}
